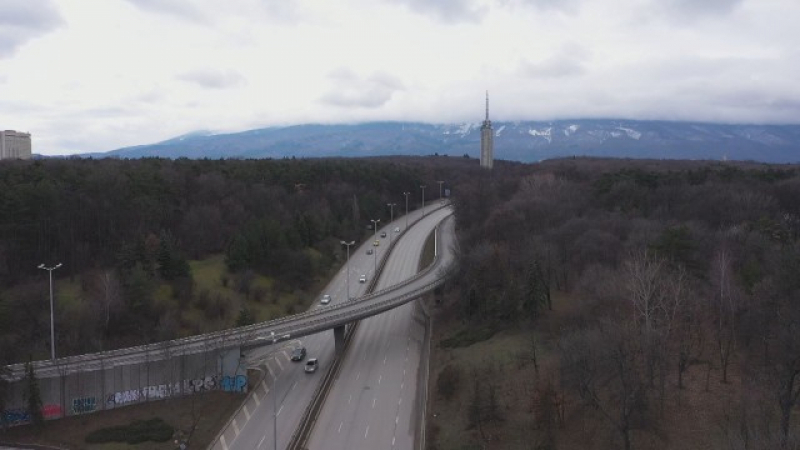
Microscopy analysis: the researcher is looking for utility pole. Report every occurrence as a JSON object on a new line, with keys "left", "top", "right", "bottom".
{"left": 370, "top": 219, "right": 380, "bottom": 275}
{"left": 403, "top": 192, "right": 410, "bottom": 229}
{"left": 340, "top": 240, "right": 355, "bottom": 300}
{"left": 420, "top": 185, "right": 426, "bottom": 217}
{"left": 437, "top": 180, "right": 444, "bottom": 203}
{"left": 38, "top": 262, "right": 62, "bottom": 360}
{"left": 387, "top": 203, "right": 396, "bottom": 244}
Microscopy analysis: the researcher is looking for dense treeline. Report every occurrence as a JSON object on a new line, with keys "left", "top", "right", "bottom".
{"left": 0, "top": 156, "right": 473, "bottom": 363}
{"left": 441, "top": 158, "right": 800, "bottom": 449}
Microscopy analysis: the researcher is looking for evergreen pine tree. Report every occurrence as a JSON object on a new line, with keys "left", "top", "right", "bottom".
{"left": 24, "top": 361, "right": 44, "bottom": 427}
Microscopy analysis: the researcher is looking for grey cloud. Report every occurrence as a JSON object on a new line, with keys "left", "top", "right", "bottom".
{"left": 178, "top": 69, "right": 247, "bottom": 89}
{"left": 519, "top": 44, "right": 590, "bottom": 78}
{"left": 124, "top": 0, "right": 207, "bottom": 22}
{"left": 261, "top": 0, "right": 301, "bottom": 22}
{"left": 658, "top": 0, "right": 744, "bottom": 20}
{"left": 389, "top": 0, "right": 487, "bottom": 23}
{"left": 320, "top": 71, "right": 405, "bottom": 109}
{"left": 0, "top": 0, "right": 63, "bottom": 58}
{"left": 503, "top": 0, "right": 582, "bottom": 14}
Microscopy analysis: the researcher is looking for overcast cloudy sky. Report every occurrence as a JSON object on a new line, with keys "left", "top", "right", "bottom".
{"left": 1, "top": 0, "right": 798, "bottom": 155}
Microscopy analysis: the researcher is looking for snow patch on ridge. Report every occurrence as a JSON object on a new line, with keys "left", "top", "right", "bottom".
{"left": 564, "top": 124, "right": 580, "bottom": 136}
{"left": 496, "top": 125, "right": 506, "bottom": 137}
{"left": 528, "top": 127, "right": 553, "bottom": 143}
{"left": 616, "top": 126, "right": 641, "bottom": 140}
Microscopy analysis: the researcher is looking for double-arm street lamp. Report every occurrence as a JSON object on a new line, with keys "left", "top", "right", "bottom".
{"left": 420, "top": 185, "right": 427, "bottom": 217}
{"left": 387, "top": 203, "right": 396, "bottom": 244}
{"left": 370, "top": 218, "right": 380, "bottom": 274}
{"left": 38, "top": 262, "right": 62, "bottom": 360}
{"left": 340, "top": 240, "right": 355, "bottom": 300}
{"left": 403, "top": 192, "right": 410, "bottom": 229}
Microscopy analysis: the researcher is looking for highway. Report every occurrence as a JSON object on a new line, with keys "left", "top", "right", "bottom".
{"left": 306, "top": 207, "right": 452, "bottom": 449}
{"left": 224, "top": 206, "right": 453, "bottom": 450}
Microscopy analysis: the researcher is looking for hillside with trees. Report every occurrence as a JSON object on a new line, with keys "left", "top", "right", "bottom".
{"left": 429, "top": 158, "right": 800, "bottom": 450}
{"left": 0, "top": 156, "right": 472, "bottom": 364}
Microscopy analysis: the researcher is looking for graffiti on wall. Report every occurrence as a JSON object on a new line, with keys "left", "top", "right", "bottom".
{"left": 72, "top": 396, "right": 96, "bottom": 414}
{"left": 1, "top": 404, "right": 62, "bottom": 426}
{"left": 42, "top": 404, "right": 63, "bottom": 419}
{"left": 105, "top": 374, "right": 246, "bottom": 407}
{"left": 221, "top": 375, "right": 247, "bottom": 393}
{"left": 1, "top": 409, "right": 30, "bottom": 425}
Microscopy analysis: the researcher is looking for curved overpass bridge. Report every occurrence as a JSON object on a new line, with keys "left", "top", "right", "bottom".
{"left": 1, "top": 206, "right": 456, "bottom": 429}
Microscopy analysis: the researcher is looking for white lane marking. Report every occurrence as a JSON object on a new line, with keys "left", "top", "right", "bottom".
{"left": 220, "top": 435, "right": 228, "bottom": 450}
{"left": 338, "top": 422, "right": 343, "bottom": 433}
{"left": 254, "top": 392, "right": 261, "bottom": 406}
{"left": 291, "top": 381, "right": 298, "bottom": 391}
{"left": 278, "top": 405, "right": 284, "bottom": 416}
{"left": 393, "top": 436, "right": 396, "bottom": 446}
{"left": 232, "top": 418, "right": 240, "bottom": 435}
{"left": 348, "top": 394, "right": 352, "bottom": 404}
{"left": 383, "top": 355, "right": 387, "bottom": 365}
{"left": 378, "top": 375, "right": 382, "bottom": 385}
{"left": 244, "top": 404, "right": 251, "bottom": 419}
{"left": 398, "top": 398, "right": 402, "bottom": 406}
{"left": 396, "top": 415, "right": 399, "bottom": 424}
{"left": 372, "top": 398, "right": 376, "bottom": 408}
{"left": 258, "top": 435, "right": 265, "bottom": 448}
{"left": 401, "top": 382, "right": 404, "bottom": 390}
{"left": 276, "top": 357, "right": 284, "bottom": 371}
{"left": 365, "top": 425, "right": 370, "bottom": 439}
{"left": 356, "top": 371, "right": 360, "bottom": 381}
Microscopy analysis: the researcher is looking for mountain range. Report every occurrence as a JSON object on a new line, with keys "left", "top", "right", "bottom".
{"left": 88, "top": 120, "right": 800, "bottom": 163}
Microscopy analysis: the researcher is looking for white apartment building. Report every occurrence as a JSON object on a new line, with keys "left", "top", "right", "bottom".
{"left": 0, "top": 130, "right": 32, "bottom": 160}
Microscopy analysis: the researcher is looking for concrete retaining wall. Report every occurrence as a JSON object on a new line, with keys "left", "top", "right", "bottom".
{"left": 1, "top": 347, "right": 246, "bottom": 427}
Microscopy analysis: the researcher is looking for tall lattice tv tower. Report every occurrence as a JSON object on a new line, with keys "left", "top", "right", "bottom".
{"left": 480, "top": 91, "right": 494, "bottom": 169}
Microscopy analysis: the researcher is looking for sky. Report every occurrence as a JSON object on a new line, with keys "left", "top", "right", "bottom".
{"left": 1, "top": 0, "right": 799, "bottom": 155}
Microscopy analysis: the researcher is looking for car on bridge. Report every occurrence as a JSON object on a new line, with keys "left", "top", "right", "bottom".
{"left": 321, "top": 294, "right": 331, "bottom": 305}
{"left": 373, "top": 240, "right": 380, "bottom": 246}
{"left": 290, "top": 346, "right": 307, "bottom": 361}
{"left": 380, "top": 231, "right": 387, "bottom": 238}
{"left": 395, "top": 227, "right": 400, "bottom": 232}
{"left": 366, "top": 248, "right": 373, "bottom": 255}
{"left": 359, "top": 274, "right": 367, "bottom": 283}
{"left": 305, "top": 358, "right": 318, "bottom": 373}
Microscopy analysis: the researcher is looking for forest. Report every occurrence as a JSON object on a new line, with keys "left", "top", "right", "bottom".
{"left": 0, "top": 156, "right": 475, "bottom": 364}
{"left": 432, "top": 157, "right": 800, "bottom": 450}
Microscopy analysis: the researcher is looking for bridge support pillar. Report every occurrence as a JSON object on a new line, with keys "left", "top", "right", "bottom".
{"left": 333, "top": 325, "right": 346, "bottom": 357}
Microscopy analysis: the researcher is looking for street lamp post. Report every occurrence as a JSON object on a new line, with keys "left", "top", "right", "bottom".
{"left": 270, "top": 331, "right": 278, "bottom": 450}
{"left": 437, "top": 180, "right": 444, "bottom": 203}
{"left": 403, "top": 192, "right": 410, "bottom": 229}
{"left": 420, "top": 185, "right": 427, "bottom": 217}
{"left": 340, "top": 240, "right": 355, "bottom": 300}
{"left": 370, "top": 219, "right": 380, "bottom": 274}
{"left": 387, "top": 203, "right": 396, "bottom": 244}
{"left": 37, "top": 262, "right": 62, "bottom": 360}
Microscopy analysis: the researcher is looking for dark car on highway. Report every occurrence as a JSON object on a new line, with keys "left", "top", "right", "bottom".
{"left": 290, "top": 347, "right": 306, "bottom": 361}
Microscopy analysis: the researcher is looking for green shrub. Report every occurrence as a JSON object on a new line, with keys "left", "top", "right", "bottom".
{"left": 85, "top": 418, "right": 173, "bottom": 444}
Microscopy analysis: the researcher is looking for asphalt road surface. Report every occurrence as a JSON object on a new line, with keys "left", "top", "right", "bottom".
{"left": 225, "top": 205, "right": 451, "bottom": 450}
{"left": 306, "top": 207, "right": 453, "bottom": 450}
